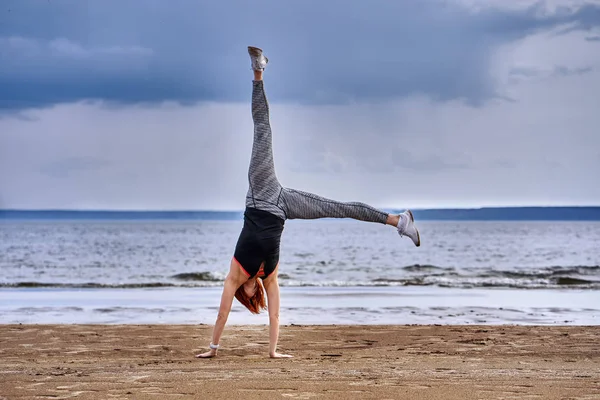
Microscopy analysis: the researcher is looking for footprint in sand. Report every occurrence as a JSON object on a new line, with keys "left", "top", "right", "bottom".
{"left": 36, "top": 391, "right": 87, "bottom": 399}
{"left": 281, "top": 392, "right": 318, "bottom": 399}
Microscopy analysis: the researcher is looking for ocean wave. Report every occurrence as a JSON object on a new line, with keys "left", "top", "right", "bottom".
{"left": 402, "top": 264, "right": 454, "bottom": 272}
{"left": 2, "top": 265, "right": 599, "bottom": 290}
{"left": 0, "top": 282, "right": 217, "bottom": 289}
{"left": 2, "top": 278, "right": 598, "bottom": 290}
{"left": 478, "top": 265, "right": 600, "bottom": 278}
{"left": 170, "top": 271, "right": 221, "bottom": 281}
{"left": 555, "top": 277, "right": 594, "bottom": 285}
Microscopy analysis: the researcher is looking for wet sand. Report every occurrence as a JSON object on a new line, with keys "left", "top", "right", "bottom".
{"left": 1, "top": 324, "right": 599, "bottom": 399}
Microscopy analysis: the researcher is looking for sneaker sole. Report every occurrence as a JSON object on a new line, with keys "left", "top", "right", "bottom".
{"left": 406, "top": 210, "right": 421, "bottom": 247}
{"left": 248, "top": 46, "right": 263, "bottom": 56}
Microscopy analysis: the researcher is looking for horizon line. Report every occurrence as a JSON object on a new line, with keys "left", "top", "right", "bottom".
{"left": 2, "top": 205, "right": 600, "bottom": 213}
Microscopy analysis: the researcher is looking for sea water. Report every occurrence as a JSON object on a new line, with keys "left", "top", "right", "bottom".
{"left": 1, "top": 220, "right": 599, "bottom": 325}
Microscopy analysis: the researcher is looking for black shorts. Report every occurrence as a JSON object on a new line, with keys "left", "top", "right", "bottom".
{"left": 233, "top": 207, "right": 285, "bottom": 279}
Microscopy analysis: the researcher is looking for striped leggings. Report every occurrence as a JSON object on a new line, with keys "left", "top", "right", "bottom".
{"left": 245, "top": 80, "right": 389, "bottom": 224}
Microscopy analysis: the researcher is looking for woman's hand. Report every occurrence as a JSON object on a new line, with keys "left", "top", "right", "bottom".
{"left": 269, "top": 351, "right": 293, "bottom": 358}
{"left": 195, "top": 348, "right": 217, "bottom": 358}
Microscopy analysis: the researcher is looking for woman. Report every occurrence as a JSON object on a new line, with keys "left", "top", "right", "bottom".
{"left": 196, "top": 46, "right": 420, "bottom": 359}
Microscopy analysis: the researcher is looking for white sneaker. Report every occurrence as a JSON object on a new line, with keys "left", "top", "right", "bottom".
{"left": 248, "top": 46, "right": 268, "bottom": 71}
{"left": 397, "top": 210, "right": 421, "bottom": 247}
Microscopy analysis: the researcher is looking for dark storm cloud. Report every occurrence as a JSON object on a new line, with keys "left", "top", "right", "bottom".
{"left": 509, "top": 65, "right": 594, "bottom": 81}
{"left": 552, "top": 65, "right": 594, "bottom": 76}
{"left": 1, "top": 0, "right": 600, "bottom": 110}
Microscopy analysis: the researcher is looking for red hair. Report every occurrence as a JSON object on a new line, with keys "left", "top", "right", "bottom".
{"left": 235, "top": 279, "right": 267, "bottom": 314}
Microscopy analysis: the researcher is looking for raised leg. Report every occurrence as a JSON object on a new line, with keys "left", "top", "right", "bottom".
{"left": 247, "top": 80, "right": 280, "bottom": 194}
{"left": 280, "top": 187, "right": 390, "bottom": 224}
{"left": 281, "top": 187, "right": 420, "bottom": 245}
{"left": 245, "top": 48, "right": 285, "bottom": 219}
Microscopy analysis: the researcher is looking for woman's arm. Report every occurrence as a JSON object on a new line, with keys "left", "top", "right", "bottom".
{"left": 263, "top": 272, "right": 292, "bottom": 358}
{"left": 196, "top": 261, "right": 245, "bottom": 358}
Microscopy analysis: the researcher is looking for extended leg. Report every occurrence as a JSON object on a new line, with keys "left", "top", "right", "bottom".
{"left": 245, "top": 47, "right": 286, "bottom": 219}
{"left": 281, "top": 188, "right": 388, "bottom": 223}
{"left": 281, "top": 187, "right": 420, "bottom": 246}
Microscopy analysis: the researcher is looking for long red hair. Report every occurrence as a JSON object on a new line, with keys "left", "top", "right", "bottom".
{"left": 235, "top": 279, "right": 267, "bottom": 314}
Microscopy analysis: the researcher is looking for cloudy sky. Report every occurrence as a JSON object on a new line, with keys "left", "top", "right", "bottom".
{"left": 1, "top": 0, "right": 599, "bottom": 211}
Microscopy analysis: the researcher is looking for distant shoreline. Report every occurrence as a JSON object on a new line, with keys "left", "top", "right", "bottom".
{"left": 1, "top": 206, "right": 600, "bottom": 221}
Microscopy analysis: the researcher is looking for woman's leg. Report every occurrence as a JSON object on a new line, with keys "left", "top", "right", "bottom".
{"left": 244, "top": 47, "right": 286, "bottom": 220}
{"left": 281, "top": 187, "right": 391, "bottom": 224}
{"left": 281, "top": 187, "right": 420, "bottom": 246}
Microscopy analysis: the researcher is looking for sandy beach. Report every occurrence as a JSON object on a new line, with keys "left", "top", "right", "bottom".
{"left": 0, "top": 324, "right": 598, "bottom": 399}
